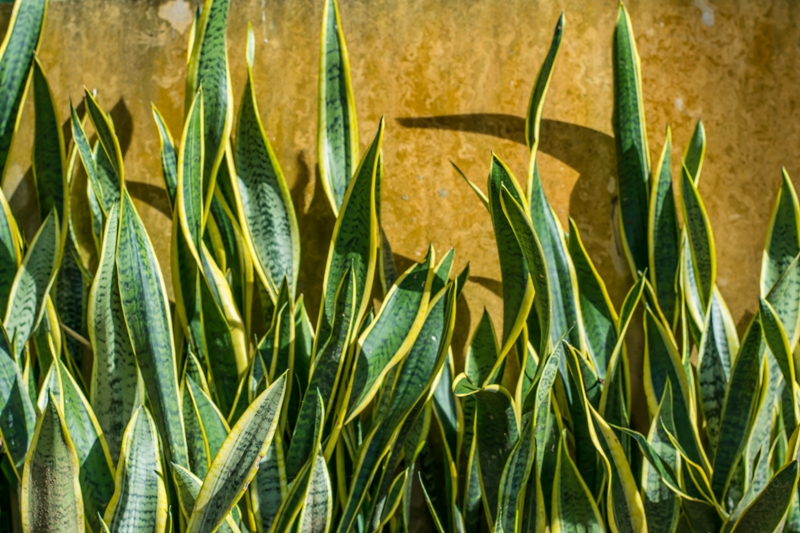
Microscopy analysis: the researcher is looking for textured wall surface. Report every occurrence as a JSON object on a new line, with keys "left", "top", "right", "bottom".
{"left": 2, "top": 0, "right": 799, "bottom": 368}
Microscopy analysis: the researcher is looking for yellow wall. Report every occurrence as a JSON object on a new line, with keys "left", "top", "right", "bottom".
{"left": 2, "top": 0, "right": 796, "bottom": 371}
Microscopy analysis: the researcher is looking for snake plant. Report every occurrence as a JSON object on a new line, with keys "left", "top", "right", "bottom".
{"left": 0, "top": 0, "right": 796, "bottom": 531}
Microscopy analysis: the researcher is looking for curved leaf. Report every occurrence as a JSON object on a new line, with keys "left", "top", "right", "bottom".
{"left": 31, "top": 58, "right": 66, "bottom": 226}
{"left": 187, "top": 374, "right": 286, "bottom": 533}
{"left": 730, "top": 461, "right": 799, "bottom": 532}
{"left": 103, "top": 406, "right": 168, "bottom": 532}
{"left": 551, "top": 432, "right": 604, "bottom": 533}
{"left": 172, "top": 463, "right": 241, "bottom": 533}
{"left": 20, "top": 396, "right": 84, "bottom": 533}
{"left": 681, "top": 165, "right": 716, "bottom": 310}
{"left": 317, "top": 0, "right": 358, "bottom": 215}
{"left": 0, "top": 326, "right": 35, "bottom": 474}
{"left": 151, "top": 105, "right": 178, "bottom": 210}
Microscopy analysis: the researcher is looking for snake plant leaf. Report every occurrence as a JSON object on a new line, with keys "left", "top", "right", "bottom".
{"left": 0, "top": 189, "right": 20, "bottom": 312}
{"left": 524, "top": 12, "right": 563, "bottom": 162}
{"left": 528, "top": 161, "right": 586, "bottom": 357}
{"left": 151, "top": 105, "right": 178, "bottom": 210}
{"left": 177, "top": 89, "right": 204, "bottom": 259}
{"left": 88, "top": 202, "right": 138, "bottom": 463}
{"left": 433, "top": 351, "right": 460, "bottom": 461}
{"left": 288, "top": 268, "right": 355, "bottom": 482}
{"left": 31, "top": 58, "right": 66, "bottom": 226}
{"left": 233, "top": 58, "right": 299, "bottom": 299}
{"left": 0, "top": 325, "right": 35, "bottom": 475}
{"left": 697, "top": 288, "right": 739, "bottom": 452}
{"left": 84, "top": 89, "right": 124, "bottom": 184}
{"left": 452, "top": 161, "right": 488, "bottom": 210}
{"left": 644, "top": 306, "right": 708, "bottom": 473}
{"left": 612, "top": 2, "right": 650, "bottom": 276}
{"left": 765, "top": 252, "right": 800, "bottom": 350}
{"left": 499, "top": 183, "right": 550, "bottom": 362}
{"left": 0, "top": 0, "right": 47, "bottom": 174}
{"left": 730, "top": 460, "right": 799, "bottom": 532}
{"left": 31, "top": 294, "right": 59, "bottom": 377}
{"left": 420, "top": 473, "right": 447, "bottom": 533}
{"left": 759, "top": 298, "right": 799, "bottom": 426}
{"left": 473, "top": 384, "right": 519, "bottom": 526}
{"left": 346, "top": 252, "right": 434, "bottom": 421}
{"left": 103, "top": 406, "right": 168, "bottom": 532}
{"left": 278, "top": 453, "right": 333, "bottom": 533}
{"left": 464, "top": 309, "right": 502, "bottom": 387}
{"left": 183, "top": 372, "right": 230, "bottom": 479}
{"left": 182, "top": 374, "right": 210, "bottom": 478}
{"left": 53, "top": 357, "right": 115, "bottom": 531}
{"left": 56, "top": 238, "right": 89, "bottom": 366}
{"left": 187, "top": 374, "right": 286, "bottom": 533}
{"left": 494, "top": 414, "right": 536, "bottom": 533}
{"left": 20, "top": 395, "right": 84, "bottom": 533}
{"left": 316, "top": 118, "right": 383, "bottom": 351}
{"left": 318, "top": 0, "right": 358, "bottom": 215}
{"left": 681, "top": 165, "right": 716, "bottom": 310}
{"left": 711, "top": 316, "right": 765, "bottom": 501}
{"left": 568, "top": 218, "right": 618, "bottom": 379}
{"left": 172, "top": 463, "right": 242, "bottom": 533}
{"left": 4, "top": 209, "right": 60, "bottom": 359}
{"left": 648, "top": 127, "right": 680, "bottom": 326}
{"left": 588, "top": 403, "right": 648, "bottom": 533}
{"left": 762, "top": 169, "right": 800, "bottom": 297}
{"left": 251, "top": 435, "right": 288, "bottom": 532}
{"left": 336, "top": 284, "right": 456, "bottom": 533}
{"left": 186, "top": 0, "right": 233, "bottom": 207}
{"left": 551, "top": 431, "right": 604, "bottom": 533}
{"left": 681, "top": 230, "right": 705, "bottom": 334}
{"left": 683, "top": 119, "right": 706, "bottom": 184}
{"left": 286, "top": 390, "right": 325, "bottom": 484}
{"left": 488, "top": 156, "right": 536, "bottom": 358}
{"left": 640, "top": 383, "right": 681, "bottom": 533}
{"left": 199, "top": 244, "right": 248, "bottom": 416}
{"left": 373, "top": 468, "right": 408, "bottom": 531}
{"left": 117, "top": 191, "right": 188, "bottom": 468}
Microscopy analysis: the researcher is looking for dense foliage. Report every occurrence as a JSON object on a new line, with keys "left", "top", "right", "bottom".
{"left": 0, "top": 0, "right": 797, "bottom": 531}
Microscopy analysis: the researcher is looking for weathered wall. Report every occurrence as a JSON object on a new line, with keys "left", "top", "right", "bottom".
{"left": 2, "top": 0, "right": 798, "bottom": 362}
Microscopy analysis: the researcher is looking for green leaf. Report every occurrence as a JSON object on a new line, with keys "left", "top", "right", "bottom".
{"left": 84, "top": 89, "right": 124, "bottom": 184}
{"left": 346, "top": 252, "right": 434, "bottom": 421}
{"left": 373, "top": 468, "right": 408, "bottom": 531}
{"left": 151, "top": 105, "right": 178, "bottom": 210}
{"left": 0, "top": 325, "right": 35, "bottom": 474}
{"left": 233, "top": 57, "right": 300, "bottom": 298}
{"left": 420, "top": 473, "right": 447, "bottom": 533}
{"left": 187, "top": 374, "right": 286, "bottom": 533}
{"left": 171, "top": 463, "right": 242, "bottom": 533}
{"left": 186, "top": 0, "right": 233, "bottom": 207}
{"left": 464, "top": 309, "right": 502, "bottom": 386}
{"left": 20, "top": 395, "right": 84, "bottom": 533}
{"left": 644, "top": 305, "right": 708, "bottom": 468}
{"left": 316, "top": 118, "right": 383, "bottom": 351}
{"left": 117, "top": 191, "right": 188, "bottom": 468}
{"left": 551, "top": 431, "right": 604, "bottom": 533}
{"left": 488, "top": 157, "right": 536, "bottom": 357}
{"left": 88, "top": 203, "right": 138, "bottom": 463}
{"left": 528, "top": 161, "right": 585, "bottom": 356}
{"left": 317, "top": 0, "right": 358, "bottom": 215}
{"left": 55, "top": 358, "right": 115, "bottom": 532}
{"left": 286, "top": 390, "right": 326, "bottom": 484}
{"left": 0, "top": 0, "right": 47, "bottom": 174}
{"left": 4, "top": 210, "right": 61, "bottom": 359}
{"left": 183, "top": 373, "right": 230, "bottom": 479}
{"left": 495, "top": 414, "right": 537, "bottom": 532}
{"left": 525, "top": 12, "right": 563, "bottom": 157}
{"left": 474, "top": 385, "right": 519, "bottom": 526}
{"left": 640, "top": 384, "right": 681, "bottom": 533}
{"left": 765, "top": 252, "right": 800, "bottom": 349}
{"left": 681, "top": 165, "right": 716, "bottom": 310}
{"left": 762, "top": 169, "right": 800, "bottom": 297}
{"left": 103, "top": 406, "right": 168, "bottom": 531}
{"left": 730, "top": 461, "right": 799, "bottom": 532}
{"left": 251, "top": 435, "right": 287, "bottom": 532}
{"left": 648, "top": 126, "right": 680, "bottom": 326}
{"left": 0, "top": 189, "right": 20, "bottom": 312}
{"left": 31, "top": 58, "right": 66, "bottom": 226}
{"left": 568, "top": 218, "right": 618, "bottom": 379}
{"left": 711, "top": 316, "right": 765, "bottom": 501}
{"left": 588, "top": 403, "right": 648, "bottom": 533}
{"left": 177, "top": 89, "right": 205, "bottom": 257}
{"left": 612, "top": 3, "right": 650, "bottom": 276}
{"left": 498, "top": 182, "right": 548, "bottom": 359}
{"left": 683, "top": 119, "right": 706, "bottom": 184}
{"left": 298, "top": 452, "right": 333, "bottom": 533}
{"left": 697, "top": 288, "right": 739, "bottom": 451}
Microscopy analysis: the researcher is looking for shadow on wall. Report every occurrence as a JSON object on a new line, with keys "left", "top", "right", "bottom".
{"left": 396, "top": 113, "right": 621, "bottom": 296}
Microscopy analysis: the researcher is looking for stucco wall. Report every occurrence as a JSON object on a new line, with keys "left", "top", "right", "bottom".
{"left": 2, "top": 0, "right": 797, "bottom": 370}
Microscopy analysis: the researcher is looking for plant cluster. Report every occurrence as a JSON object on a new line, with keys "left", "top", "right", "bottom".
{"left": 0, "top": 0, "right": 797, "bottom": 532}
